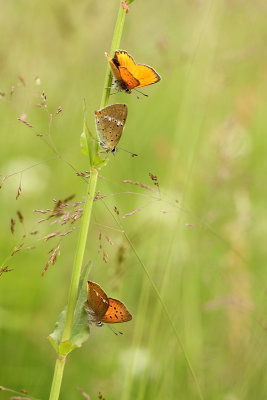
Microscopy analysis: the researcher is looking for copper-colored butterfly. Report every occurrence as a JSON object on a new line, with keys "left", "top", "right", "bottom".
{"left": 84, "top": 281, "right": 132, "bottom": 326}
{"left": 95, "top": 103, "right": 127, "bottom": 153}
{"left": 105, "top": 50, "right": 161, "bottom": 94}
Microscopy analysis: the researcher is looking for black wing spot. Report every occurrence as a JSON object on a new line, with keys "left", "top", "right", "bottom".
{"left": 115, "top": 314, "right": 118, "bottom": 319}
{"left": 113, "top": 56, "right": 120, "bottom": 68}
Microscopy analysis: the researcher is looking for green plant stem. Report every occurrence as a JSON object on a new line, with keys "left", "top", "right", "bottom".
{"left": 100, "top": 3, "right": 126, "bottom": 108}
{"left": 62, "top": 168, "right": 98, "bottom": 342}
{"left": 49, "top": 356, "right": 66, "bottom": 400}
{"left": 48, "top": 2, "right": 127, "bottom": 400}
{"left": 48, "top": 168, "right": 98, "bottom": 400}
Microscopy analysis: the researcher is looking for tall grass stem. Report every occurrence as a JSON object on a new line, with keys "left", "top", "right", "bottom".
{"left": 48, "top": 2, "right": 127, "bottom": 399}
{"left": 61, "top": 168, "right": 98, "bottom": 342}
{"left": 100, "top": 4, "right": 126, "bottom": 108}
{"left": 48, "top": 356, "right": 66, "bottom": 400}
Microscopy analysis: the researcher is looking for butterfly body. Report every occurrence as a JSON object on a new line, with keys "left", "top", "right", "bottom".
{"left": 95, "top": 103, "right": 128, "bottom": 153}
{"left": 106, "top": 50, "right": 161, "bottom": 94}
{"left": 85, "top": 281, "right": 132, "bottom": 326}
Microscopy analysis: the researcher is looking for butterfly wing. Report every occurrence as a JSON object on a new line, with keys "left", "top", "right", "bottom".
{"left": 99, "top": 103, "right": 128, "bottom": 121}
{"left": 131, "top": 64, "right": 161, "bottom": 88}
{"left": 100, "top": 298, "right": 132, "bottom": 324}
{"left": 114, "top": 50, "right": 136, "bottom": 71}
{"left": 105, "top": 52, "right": 122, "bottom": 83}
{"left": 114, "top": 50, "right": 160, "bottom": 89}
{"left": 99, "top": 104, "right": 128, "bottom": 147}
{"left": 106, "top": 51, "right": 139, "bottom": 91}
{"left": 118, "top": 66, "right": 140, "bottom": 90}
{"left": 85, "top": 281, "right": 109, "bottom": 323}
{"left": 95, "top": 104, "right": 127, "bottom": 151}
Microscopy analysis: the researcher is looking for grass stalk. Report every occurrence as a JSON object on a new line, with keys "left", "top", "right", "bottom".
{"left": 48, "top": 2, "right": 127, "bottom": 399}
{"left": 100, "top": 3, "right": 126, "bottom": 108}
{"left": 49, "top": 356, "right": 66, "bottom": 400}
{"left": 48, "top": 168, "right": 98, "bottom": 400}
{"left": 61, "top": 167, "right": 98, "bottom": 342}
{"left": 121, "top": 225, "right": 204, "bottom": 400}
{"left": 102, "top": 201, "right": 204, "bottom": 400}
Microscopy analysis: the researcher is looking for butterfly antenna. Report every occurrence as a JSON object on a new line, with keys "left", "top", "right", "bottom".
{"left": 134, "top": 88, "right": 149, "bottom": 97}
{"left": 107, "top": 325, "right": 123, "bottom": 336}
{"left": 116, "top": 146, "right": 138, "bottom": 157}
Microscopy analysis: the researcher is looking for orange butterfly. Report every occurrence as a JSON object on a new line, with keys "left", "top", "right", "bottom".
{"left": 105, "top": 50, "right": 161, "bottom": 94}
{"left": 84, "top": 281, "right": 132, "bottom": 326}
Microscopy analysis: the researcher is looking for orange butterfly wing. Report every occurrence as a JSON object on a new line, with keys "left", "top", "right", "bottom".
{"left": 114, "top": 50, "right": 136, "bottom": 71}
{"left": 106, "top": 51, "right": 139, "bottom": 90}
{"left": 118, "top": 66, "right": 140, "bottom": 90}
{"left": 100, "top": 298, "right": 132, "bottom": 324}
{"left": 86, "top": 281, "right": 109, "bottom": 322}
{"left": 105, "top": 52, "right": 121, "bottom": 83}
{"left": 85, "top": 281, "right": 132, "bottom": 325}
{"left": 115, "top": 50, "right": 161, "bottom": 89}
{"left": 130, "top": 65, "right": 161, "bottom": 88}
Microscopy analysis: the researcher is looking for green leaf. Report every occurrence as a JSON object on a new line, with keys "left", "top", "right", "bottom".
{"left": 93, "top": 153, "right": 109, "bottom": 169}
{"left": 80, "top": 131, "right": 88, "bottom": 156}
{"left": 48, "top": 262, "right": 91, "bottom": 355}
{"left": 80, "top": 99, "right": 96, "bottom": 167}
{"left": 48, "top": 307, "right": 67, "bottom": 352}
{"left": 70, "top": 263, "right": 91, "bottom": 348}
{"left": 58, "top": 338, "right": 78, "bottom": 355}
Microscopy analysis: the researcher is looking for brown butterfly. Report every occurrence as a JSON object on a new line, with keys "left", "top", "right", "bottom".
{"left": 105, "top": 50, "right": 161, "bottom": 94}
{"left": 95, "top": 103, "right": 127, "bottom": 153}
{"left": 84, "top": 281, "right": 132, "bottom": 327}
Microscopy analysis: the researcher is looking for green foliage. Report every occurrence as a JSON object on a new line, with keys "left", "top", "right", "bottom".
{"left": 48, "top": 262, "right": 90, "bottom": 355}
{"left": 80, "top": 100, "right": 107, "bottom": 169}
{"left": 80, "top": 131, "right": 89, "bottom": 157}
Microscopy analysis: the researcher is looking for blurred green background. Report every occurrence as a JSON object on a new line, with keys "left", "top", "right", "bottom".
{"left": 1, "top": 0, "right": 267, "bottom": 399}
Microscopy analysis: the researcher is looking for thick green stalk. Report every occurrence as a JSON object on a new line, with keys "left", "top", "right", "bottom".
{"left": 48, "top": 2, "right": 127, "bottom": 400}
{"left": 49, "top": 356, "right": 66, "bottom": 400}
{"left": 48, "top": 168, "right": 98, "bottom": 400}
{"left": 62, "top": 168, "right": 98, "bottom": 341}
{"left": 100, "top": 4, "right": 126, "bottom": 108}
